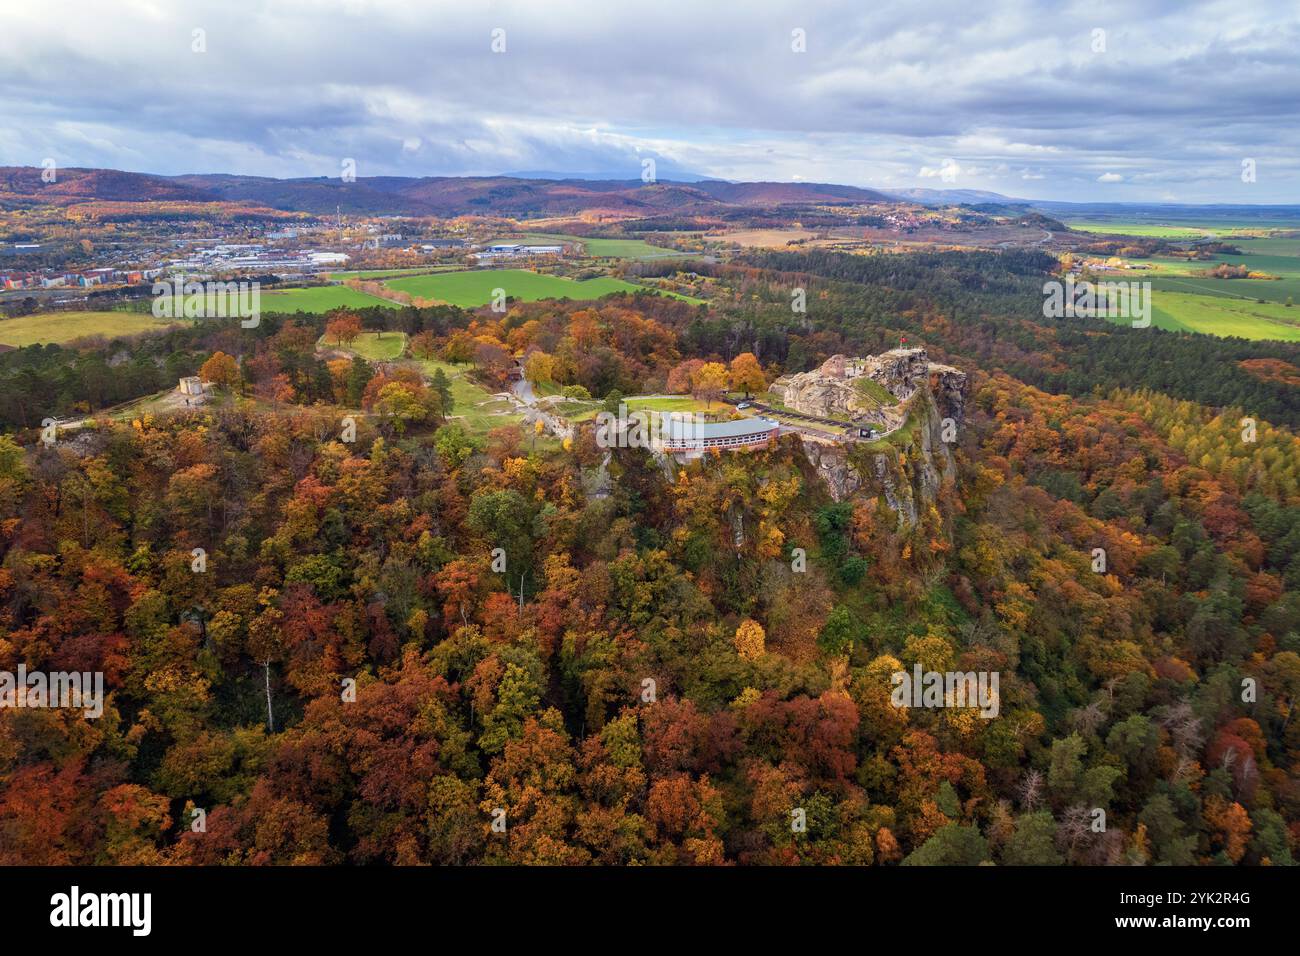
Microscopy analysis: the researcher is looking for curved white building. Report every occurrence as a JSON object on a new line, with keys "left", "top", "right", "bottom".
{"left": 660, "top": 416, "right": 781, "bottom": 453}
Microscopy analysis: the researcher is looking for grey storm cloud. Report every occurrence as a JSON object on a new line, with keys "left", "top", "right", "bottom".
{"left": 1, "top": 0, "right": 1297, "bottom": 201}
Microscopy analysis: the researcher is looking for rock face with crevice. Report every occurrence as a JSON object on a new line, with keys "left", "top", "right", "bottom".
{"left": 789, "top": 352, "right": 969, "bottom": 527}
{"left": 802, "top": 392, "right": 957, "bottom": 524}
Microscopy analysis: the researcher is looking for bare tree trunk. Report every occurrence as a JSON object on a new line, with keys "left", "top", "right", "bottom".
{"left": 264, "top": 661, "right": 274, "bottom": 733}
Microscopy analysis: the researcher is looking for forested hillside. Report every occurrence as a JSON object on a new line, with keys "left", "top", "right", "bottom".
{"left": 1, "top": 249, "right": 1297, "bottom": 866}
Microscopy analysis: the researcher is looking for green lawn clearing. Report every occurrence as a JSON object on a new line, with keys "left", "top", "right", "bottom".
{"left": 320, "top": 331, "right": 408, "bottom": 361}
{"left": 384, "top": 269, "right": 646, "bottom": 307}
{"left": 414, "top": 358, "right": 523, "bottom": 435}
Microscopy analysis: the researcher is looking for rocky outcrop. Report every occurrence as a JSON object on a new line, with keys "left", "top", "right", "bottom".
{"left": 771, "top": 370, "right": 886, "bottom": 424}
{"left": 801, "top": 440, "right": 865, "bottom": 500}
{"left": 926, "top": 361, "right": 968, "bottom": 424}
{"left": 771, "top": 348, "right": 967, "bottom": 427}
{"left": 801, "top": 388, "right": 959, "bottom": 528}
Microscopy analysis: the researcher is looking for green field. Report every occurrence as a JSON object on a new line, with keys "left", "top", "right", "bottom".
{"left": 1065, "top": 221, "right": 1212, "bottom": 238}
{"left": 0, "top": 310, "right": 178, "bottom": 347}
{"left": 563, "top": 394, "right": 721, "bottom": 423}
{"left": 1150, "top": 273, "right": 1300, "bottom": 306}
{"left": 386, "top": 269, "right": 653, "bottom": 307}
{"left": 1091, "top": 290, "right": 1300, "bottom": 340}
{"left": 1229, "top": 237, "right": 1300, "bottom": 257}
{"left": 1065, "top": 219, "right": 1300, "bottom": 238}
{"left": 260, "top": 286, "right": 396, "bottom": 313}
{"left": 1088, "top": 235, "right": 1300, "bottom": 340}
{"left": 1147, "top": 292, "right": 1300, "bottom": 341}
{"left": 1129, "top": 257, "right": 1237, "bottom": 277}
{"left": 319, "top": 331, "right": 408, "bottom": 361}
{"left": 324, "top": 266, "right": 464, "bottom": 280}
{"left": 629, "top": 396, "right": 720, "bottom": 413}
{"left": 1143, "top": 239, "right": 1300, "bottom": 307}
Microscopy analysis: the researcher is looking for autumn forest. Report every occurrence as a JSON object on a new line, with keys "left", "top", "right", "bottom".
{"left": 1, "top": 246, "right": 1297, "bottom": 871}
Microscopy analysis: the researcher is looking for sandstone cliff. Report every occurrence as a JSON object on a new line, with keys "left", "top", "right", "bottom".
{"left": 798, "top": 374, "right": 963, "bottom": 528}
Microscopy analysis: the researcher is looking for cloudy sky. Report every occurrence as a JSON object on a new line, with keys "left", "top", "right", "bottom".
{"left": 2, "top": 0, "right": 1298, "bottom": 202}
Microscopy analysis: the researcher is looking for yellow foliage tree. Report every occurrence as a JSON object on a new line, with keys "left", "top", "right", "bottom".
{"left": 524, "top": 351, "right": 555, "bottom": 387}
{"left": 728, "top": 352, "right": 766, "bottom": 397}
{"left": 692, "top": 362, "right": 729, "bottom": 407}
{"left": 734, "top": 618, "right": 766, "bottom": 661}
{"left": 198, "top": 351, "right": 239, "bottom": 390}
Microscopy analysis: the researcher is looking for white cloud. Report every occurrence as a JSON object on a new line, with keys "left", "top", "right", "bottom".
{"left": 0, "top": 0, "right": 1295, "bottom": 201}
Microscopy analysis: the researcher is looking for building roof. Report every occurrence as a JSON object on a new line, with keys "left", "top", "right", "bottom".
{"left": 662, "top": 416, "right": 780, "bottom": 441}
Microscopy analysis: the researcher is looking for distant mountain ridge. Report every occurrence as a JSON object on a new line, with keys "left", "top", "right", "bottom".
{"left": 176, "top": 174, "right": 895, "bottom": 217}
{"left": 0, "top": 167, "right": 212, "bottom": 204}
{"left": 505, "top": 168, "right": 718, "bottom": 183}
{"left": 6, "top": 167, "right": 1293, "bottom": 222}
{"left": 0, "top": 166, "right": 893, "bottom": 218}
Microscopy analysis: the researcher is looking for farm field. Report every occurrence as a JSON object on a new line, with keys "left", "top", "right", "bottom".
{"left": 1066, "top": 221, "right": 1214, "bottom": 238}
{"left": 715, "top": 228, "right": 819, "bottom": 248}
{"left": 1230, "top": 237, "right": 1300, "bottom": 257}
{"left": 1129, "top": 257, "right": 1241, "bottom": 277}
{"left": 508, "top": 232, "right": 687, "bottom": 259}
{"left": 260, "top": 285, "right": 396, "bottom": 312}
{"left": 1095, "top": 291, "right": 1300, "bottom": 340}
{"left": 386, "top": 269, "right": 653, "bottom": 307}
{"left": 1152, "top": 292, "right": 1300, "bottom": 340}
{"left": 0, "top": 310, "right": 178, "bottom": 347}
{"left": 1065, "top": 219, "right": 1300, "bottom": 238}
{"left": 1152, "top": 238, "right": 1300, "bottom": 303}
{"left": 1149, "top": 273, "right": 1300, "bottom": 306}
{"left": 1091, "top": 236, "right": 1300, "bottom": 339}
{"left": 1066, "top": 222, "right": 1206, "bottom": 239}
{"left": 324, "top": 267, "right": 462, "bottom": 280}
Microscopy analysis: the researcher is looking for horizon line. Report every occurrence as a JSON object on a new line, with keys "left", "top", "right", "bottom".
{"left": 6, "top": 164, "right": 1300, "bottom": 209}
